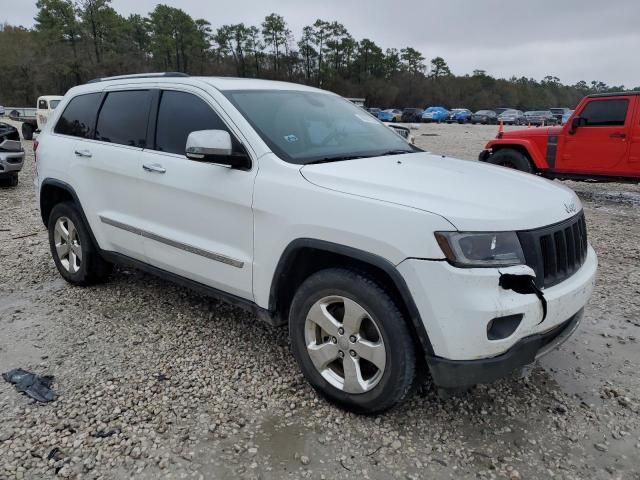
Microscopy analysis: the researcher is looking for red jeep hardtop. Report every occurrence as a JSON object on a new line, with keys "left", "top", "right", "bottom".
{"left": 479, "top": 92, "right": 640, "bottom": 181}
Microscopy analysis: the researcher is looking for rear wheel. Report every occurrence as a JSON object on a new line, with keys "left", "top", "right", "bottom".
{"left": 48, "top": 202, "right": 112, "bottom": 285}
{"left": 21, "top": 123, "right": 34, "bottom": 140}
{"left": 487, "top": 148, "right": 534, "bottom": 173}
{"left": 289, "top": 268, "right": 416, "bottom": 414}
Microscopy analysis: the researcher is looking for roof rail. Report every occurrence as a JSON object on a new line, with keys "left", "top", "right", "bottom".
{"left": 86, "top": 72, "right": 189, "bottom": 84}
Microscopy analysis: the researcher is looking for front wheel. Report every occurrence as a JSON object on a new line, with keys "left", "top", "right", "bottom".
{"left": 289, "top": 268, "right": 416, "bottom": 414}
{"left": 486, "top": 148, "right": 534, "bottom": 173}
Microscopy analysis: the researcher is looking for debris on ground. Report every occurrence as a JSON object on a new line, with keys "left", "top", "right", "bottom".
{"left": 2, "top": 368, "right": 57, "bottom": 403}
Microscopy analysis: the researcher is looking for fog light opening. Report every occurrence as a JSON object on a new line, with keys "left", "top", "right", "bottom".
{"left": 487, "top": 314, "right": 523, "bottom": 341}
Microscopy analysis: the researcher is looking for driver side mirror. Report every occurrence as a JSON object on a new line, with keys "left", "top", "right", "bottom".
{"left": 185, "top": 130, "right": 250, "bottom": 169}
{"left": 569, "top": 116, "right": 585, "bottom": 134}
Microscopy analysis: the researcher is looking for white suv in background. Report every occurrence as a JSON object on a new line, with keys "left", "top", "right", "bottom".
{"left": 34, "top": 73, "right": 597, "bottom": 413}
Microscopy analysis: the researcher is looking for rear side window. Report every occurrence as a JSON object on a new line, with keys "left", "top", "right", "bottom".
{"left": 580, "top": 99, "right": 628, "bottom": 126}
{"left": 38, "top": 100, "right": 47, "bottom": 109}
{"left": 154, "top": 90, "right": 228, "bottom": 155}
{"left": 54, "top": 93, "right": 102, "bottom": 139}
{"left": 96, "top": 90, "right": 152, "bottom": 147}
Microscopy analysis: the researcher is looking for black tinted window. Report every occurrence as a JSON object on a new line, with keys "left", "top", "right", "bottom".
{"left": 38, "top": 100, "right": 47, "bottom": 109}
{"left": 580, "top": 99, "right": 628, "bottom": 126}
{"left": 96, "top": 90, "right": 151, "bottom": 147}
{"left": 54, "top": 93, "right": 102, "bottom": 139}
{"left": 155, "top": 91, "right": 228, "bottom": 155}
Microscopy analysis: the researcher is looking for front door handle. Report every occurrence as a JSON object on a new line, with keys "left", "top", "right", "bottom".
{"left": 609, "top": 132, "right": 626, "bottom": 139}
{"left": 143, "top": 163, "right": 166, "bottom": 174}
{"left": 74, "top": 149, "right": 92, "bottom": 158}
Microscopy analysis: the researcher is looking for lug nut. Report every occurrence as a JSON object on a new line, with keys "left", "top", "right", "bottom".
{"left": 338, "top": 327, "right": 344, "bottom": 335}
{"left": 338, "top": 350, "right": 344, "bottom": 358}
{"left": 349, "top": 350, "right": 357, "bottom": 358}
{"left": 331, "top": 337, "right": 337, "bottom": 344}
{"left": 349, "top": 335, "right": 357, "bottom": 343}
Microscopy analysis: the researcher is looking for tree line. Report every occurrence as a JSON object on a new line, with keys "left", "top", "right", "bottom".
{"left": 0, "top": 0, "right": 636, "bottom": 110}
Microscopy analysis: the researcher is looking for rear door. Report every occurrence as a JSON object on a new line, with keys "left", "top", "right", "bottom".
{"left": 136, "top": 87, "right": 256, "bottom": 300}
{"left": 56, "top": 89, "right": 152, "bottom": 260}
{"left": 559, "top": 96, "right": 631, "bottom": 174}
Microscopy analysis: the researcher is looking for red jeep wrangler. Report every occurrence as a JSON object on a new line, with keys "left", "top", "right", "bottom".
{"left": 479, "top": 92, "right": 640, "bottom": 181}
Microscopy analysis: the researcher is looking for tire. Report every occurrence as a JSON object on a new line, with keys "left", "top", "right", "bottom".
{"left": 48, "top": 202, "right": 112, "bottom": 286}
{"left": 289, "top": 268, "right": 416, "bottom": 414}
{"left": 9, "top": 173, "right": 18, "bottom": 187}
{"left": 487, "top": 148, "right": 534, "bottom": 173}
{"left": 21, "top": 123, "right": 34, "bottom": 140}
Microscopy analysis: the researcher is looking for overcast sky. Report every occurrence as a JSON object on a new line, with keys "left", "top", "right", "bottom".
{"left": 2, "top": 0, "right": 639, "bottom": 87}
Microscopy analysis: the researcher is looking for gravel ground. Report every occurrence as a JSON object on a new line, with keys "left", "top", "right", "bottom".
{"left": 1, "top": 120, "right": 639, "bottom": 479}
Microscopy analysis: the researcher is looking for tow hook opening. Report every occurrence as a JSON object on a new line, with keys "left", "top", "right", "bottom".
{"left": 499, "top": 273, "right": 547, "bottom": 325}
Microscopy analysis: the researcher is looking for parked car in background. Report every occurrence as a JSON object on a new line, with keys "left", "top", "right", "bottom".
{"left": 35, "top": 73, "right": 597, "bottom": 413}
{"left": 446, "top": 108, "right": 472, "bottom": 124}
{"left": 0, "top": 122, "right": 25, "bottom": 187}
{"left": 524, "top": 110, "right": 558, "bottom": 126}
{"left": 480, "top": 91, "right": 640, "bottom": 181}
{"left": 550, "top": 108, "right": 572, "bottom": 123}
{"left": 494, "top": 108, "right": 511, "bottom": 116}
{"left": 422, "top": 106, "right": 450, "bottom": 123}
{"left": 0, "top": 106, "right": 5, "bottom": 117}
{"left": 498, "top": 109, "right": 526, "bottom": 125}
{"left": 400, "top": 108, "right": 424, "bottom": 122}
{"left": 561, "top": 110, "right": 574, "bottom": 125}
{"left": 378, "top": 109, "right": 402, "bottom": 122}
{"left": 367, "top": 107, "right": 381, "bottom": 117}
{"left": 471, "top": 110, "right": 498, "bottom": 124}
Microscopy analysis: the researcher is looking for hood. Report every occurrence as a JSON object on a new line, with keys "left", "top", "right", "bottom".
{"left": 300, "top": 152, "right": 580, "bottom": 231}
{"left": 500, "top": 126, "right": 562, "bottom": 138}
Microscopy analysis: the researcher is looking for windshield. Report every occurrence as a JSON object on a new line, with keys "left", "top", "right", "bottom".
{"left": 549, "top": 108, "right": 564, "bottom": 114}
{"left": 475, "top": 110, "right": 491, "bottom": 114}
{"left": 50, "top": 100, "right": 61, "bottom": 109}
{"left": 224, "top": 90, "right": 414, "bottom": 164}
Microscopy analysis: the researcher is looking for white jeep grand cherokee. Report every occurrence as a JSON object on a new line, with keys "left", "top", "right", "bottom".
{"left": 35, "top": 73, "right": 597, "bottom": 413}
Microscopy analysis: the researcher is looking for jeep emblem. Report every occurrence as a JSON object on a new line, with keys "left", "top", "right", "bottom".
{"left": 564, "top": 202, "right": 577, "bottom": 214}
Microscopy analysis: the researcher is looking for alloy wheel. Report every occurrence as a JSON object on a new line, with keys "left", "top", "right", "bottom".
{"left": 304, "top": 295, "right": 386, "bottom": 394}
{"left": 53, "top": 216, "right": 82, "bottom": 273}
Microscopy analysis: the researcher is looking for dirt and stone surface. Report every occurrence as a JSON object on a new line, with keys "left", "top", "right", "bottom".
{"left": 1, "top": 120, "right": 639, "bottom": 479}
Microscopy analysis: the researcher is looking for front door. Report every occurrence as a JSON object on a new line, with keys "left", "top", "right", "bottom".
{"left": 136, "top": 88, "right": 256, "bottom": 300}
{"left": 559, "top": 96, "right": 631, "bottom": 174}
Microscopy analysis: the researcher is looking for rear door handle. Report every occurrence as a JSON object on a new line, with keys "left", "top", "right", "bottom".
{"left": 143, "top": 163, "right": 166, "bottom": 174}
{"left": 609, "top": 132, "right": 626, "bottom": 139}
{"left": 74, "top": 149, "right": 92, "bottom": 158}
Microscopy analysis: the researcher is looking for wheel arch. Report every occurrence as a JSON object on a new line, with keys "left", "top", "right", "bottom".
{"left": 269, "top": 238, "right": 435, "bottom": 356}
{"left": 39, "top": 179, "right": 101, "bottom": 249}
{"left": 488, "top": 140, "right": 546, "bottom": 170}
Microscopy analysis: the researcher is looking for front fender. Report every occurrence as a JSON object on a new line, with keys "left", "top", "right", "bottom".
{"left": 484, "top": 138, "right": 547, "bottom": 169}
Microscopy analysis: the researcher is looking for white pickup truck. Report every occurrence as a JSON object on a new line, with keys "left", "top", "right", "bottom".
{"left": 9, "top": 95, "right": 63, "bottom": 140}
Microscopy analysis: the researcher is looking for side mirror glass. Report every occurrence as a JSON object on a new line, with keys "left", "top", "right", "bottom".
{"left": 185, "top": 130, "right": 250, "bottom": 169}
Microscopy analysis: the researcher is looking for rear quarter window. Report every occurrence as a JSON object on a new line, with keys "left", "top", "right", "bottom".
{"left": 580, "top": 99, "right": 629, "bottom": 127}
{"left": 54, "top": 93, "right": 102, "bottom": 139}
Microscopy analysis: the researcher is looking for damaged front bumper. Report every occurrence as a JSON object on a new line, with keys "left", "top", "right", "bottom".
{"left": 426, "top": 309, "right": 582, "bottom": 388}
{"left": 397, "top": 245, "right": 597, "bottom": 388}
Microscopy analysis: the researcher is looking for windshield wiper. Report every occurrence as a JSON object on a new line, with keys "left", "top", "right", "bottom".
{"left": 378, "top": 149, "right": 413, "bottom": 156}
{"left": 305, "top": 155, "right": 366, "bottom": 165}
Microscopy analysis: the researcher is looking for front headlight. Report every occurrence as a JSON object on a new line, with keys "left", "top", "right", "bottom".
{"left": 435, "top": 231, "right": 525, "bottom": 267}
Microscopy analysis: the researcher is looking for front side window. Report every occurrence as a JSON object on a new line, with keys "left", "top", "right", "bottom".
{"left": 50, "top": 100, "right": 60, "bottom": 110}
{"left": 96, "top": 90, "right": 151, "bottom": 147}
{"left": 223, "top": 90, "right": 414, "bottom": 164}
{"left": 155, "top": 90, "right": 229, "bottom": 155}
{"left": 579, "top": 99, "right": 628, "bottom": 127}
{"left": 54, "top": 93, "right": 102, "bottom": 139}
